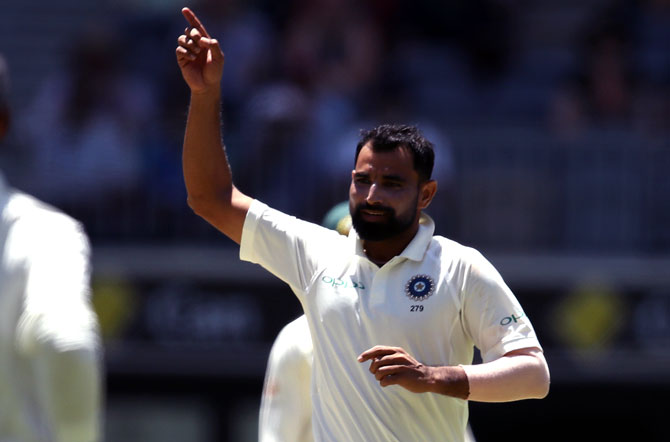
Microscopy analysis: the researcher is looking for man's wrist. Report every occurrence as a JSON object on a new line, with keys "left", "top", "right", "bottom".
{"left": 430, "top": 365, "right": 470, "bottom": 400}
{"left": 189, "top": 88, "right": 222, "bottom": 111}
{"left": 190, "top": 85, "right": 221, "bottom": 99}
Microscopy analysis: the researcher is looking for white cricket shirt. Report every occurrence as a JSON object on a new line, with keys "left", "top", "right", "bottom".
{"left": 0, "top": 173, "right": 102, "bottom": 442}
{"left": 259, "top": 315, "right": 314, "bottom": 442}
{"left": 241, "top": 200, "right": 541, "bottom": 442}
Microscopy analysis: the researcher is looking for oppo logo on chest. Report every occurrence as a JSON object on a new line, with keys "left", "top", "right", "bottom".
{"left": 320, "top": 275, "right": 366, "bottom": 290}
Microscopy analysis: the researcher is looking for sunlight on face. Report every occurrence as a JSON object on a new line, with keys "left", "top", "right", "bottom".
{"left": 349, "top": 144, "right": 421, "bottom": 241}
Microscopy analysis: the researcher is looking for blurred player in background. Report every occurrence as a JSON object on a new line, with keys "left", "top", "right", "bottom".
{"left": 259, "top": 204, "right": 477, "bottom": 442}
{"left": 259, "top": 314, "right": 313, "bottom": 442}
{"left": 177, "top": 8, "right": 549, "bottom": 441}
{"left": 0, "top": 54, "right": 103, "bottom": 442}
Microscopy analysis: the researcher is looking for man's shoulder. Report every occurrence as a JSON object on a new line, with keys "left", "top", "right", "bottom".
{"left": 5, "top": 189, "right": 85, "bottom": 240}
{"left": 247, "top": 200, "right": 351, "bottom": 251}
{"left": 430, "top": 235, "right": 483, "bottom": 262}
{"left": 9, "top": 190, "right": 75, "bottom": 221}
{"left": 431, "top": 236, "right": 505, "bottom": 285}
{"left": 271, "top": 315, "right": 312, "bottom": 365}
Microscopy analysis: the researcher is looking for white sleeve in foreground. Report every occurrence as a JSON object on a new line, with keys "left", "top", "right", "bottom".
{"left": 17, "top": 216, "right": 102, "bottom": 442}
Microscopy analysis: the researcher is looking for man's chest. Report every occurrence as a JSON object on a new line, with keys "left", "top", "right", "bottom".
{"left": 307, "top": 261, "right": 463, "bottom": 343}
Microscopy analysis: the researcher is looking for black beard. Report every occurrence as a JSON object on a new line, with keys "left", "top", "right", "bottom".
{"left": 350, "top": 202, "right": 417, "bottom": 241}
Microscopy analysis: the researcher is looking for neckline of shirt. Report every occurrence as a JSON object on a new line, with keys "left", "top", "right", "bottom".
{"left": 351, "top": 213, "right": 435, "bottom": 265}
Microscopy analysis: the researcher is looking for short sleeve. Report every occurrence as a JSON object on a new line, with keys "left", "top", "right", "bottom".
{"left": 240, "top": 200, "right": 345, "bottom": 296}
{"left": 461, "top": 250, "right": 542, "bottom": 363}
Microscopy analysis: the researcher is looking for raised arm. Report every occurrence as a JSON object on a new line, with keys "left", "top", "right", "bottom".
{"left": 176, "top": 7, "right": 252, "bottom": 244}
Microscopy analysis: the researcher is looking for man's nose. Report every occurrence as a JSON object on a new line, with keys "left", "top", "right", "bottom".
{"left": 366, "top": 183, "right": 383, "bottom": 205}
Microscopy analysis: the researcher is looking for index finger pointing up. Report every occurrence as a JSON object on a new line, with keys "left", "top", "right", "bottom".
{"left": 182, "top": 7, "right": 210, "bottom": 38}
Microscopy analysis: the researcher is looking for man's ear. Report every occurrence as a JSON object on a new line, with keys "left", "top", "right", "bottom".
{"left": 418, "top": 179, "right": 438, "bottom": 210}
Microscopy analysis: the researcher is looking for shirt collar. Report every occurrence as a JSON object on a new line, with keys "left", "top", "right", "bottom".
{"left": 351, "top": 212, "right": 435, "bottom": 263}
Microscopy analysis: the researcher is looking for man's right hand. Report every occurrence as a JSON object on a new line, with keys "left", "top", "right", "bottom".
{"left": 176, "top": 7, "right": 224, "bottom": 95}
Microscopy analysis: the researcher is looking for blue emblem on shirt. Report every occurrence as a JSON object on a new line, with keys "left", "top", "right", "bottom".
{"left": 405, "top": 274, "right": 434, "bottom": 301}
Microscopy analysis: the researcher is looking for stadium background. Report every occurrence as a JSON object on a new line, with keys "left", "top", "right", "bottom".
{"left": 0, "top": 0, "right": 668, "bottom": 440}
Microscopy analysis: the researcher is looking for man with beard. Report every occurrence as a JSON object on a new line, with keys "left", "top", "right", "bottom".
{"left": 176, "top": 8, "right": 549, "bottom": 441}
{"left": 259, "top": 202, "right": 479, "bottom": 442}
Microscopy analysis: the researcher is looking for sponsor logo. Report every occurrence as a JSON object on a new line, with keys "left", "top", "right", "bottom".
{"left": 320, "top": 275, "right": 366, "bottom": 290}
{"left": 500, "top": 312, "right": 526, "bottom": 326}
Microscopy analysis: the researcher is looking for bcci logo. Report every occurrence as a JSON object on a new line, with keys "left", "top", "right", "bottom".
{"left": 405, "top": 274, "right": 435, "bottom": 301}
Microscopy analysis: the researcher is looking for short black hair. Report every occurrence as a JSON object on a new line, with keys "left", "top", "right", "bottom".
{"left": 355, "top": 124, "right": 435, "bottom": 182}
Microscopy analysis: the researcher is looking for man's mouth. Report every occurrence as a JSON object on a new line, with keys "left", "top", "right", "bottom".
{"left": 360, "top": 206, "right": 393, "bottom": 221}
{"left": 362, "top": 209, "right": 388, "bottom": 216}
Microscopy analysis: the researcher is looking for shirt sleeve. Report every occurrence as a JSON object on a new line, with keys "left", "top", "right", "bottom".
{"left": 461, "top": 249, "right": 542, "bottom": 363}
{"left": 240, "top": 200, "right": 344, "bottom": 296}
{"left": 16, "top": 214, "right": 102, "bottom": 442}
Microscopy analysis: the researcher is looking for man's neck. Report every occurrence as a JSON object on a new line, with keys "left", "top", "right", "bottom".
{"left": 362, "top": 222, "right": 420, "bottom": 267}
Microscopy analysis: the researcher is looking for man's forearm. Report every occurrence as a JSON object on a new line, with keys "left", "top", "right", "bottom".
{"left": 177, "top": 9, "right": 252, "bottom": 243}
{"left": 460, "top": 348, "right": 550, "bottom": 402}
{"left": 425, "top": 349, "right": 549, "bottom": 402}
{"left": 426, "top": 365, "right": 470, "bottom": 399}
{"left": 182, "top": 89, "right": 232, "bottom": 208}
